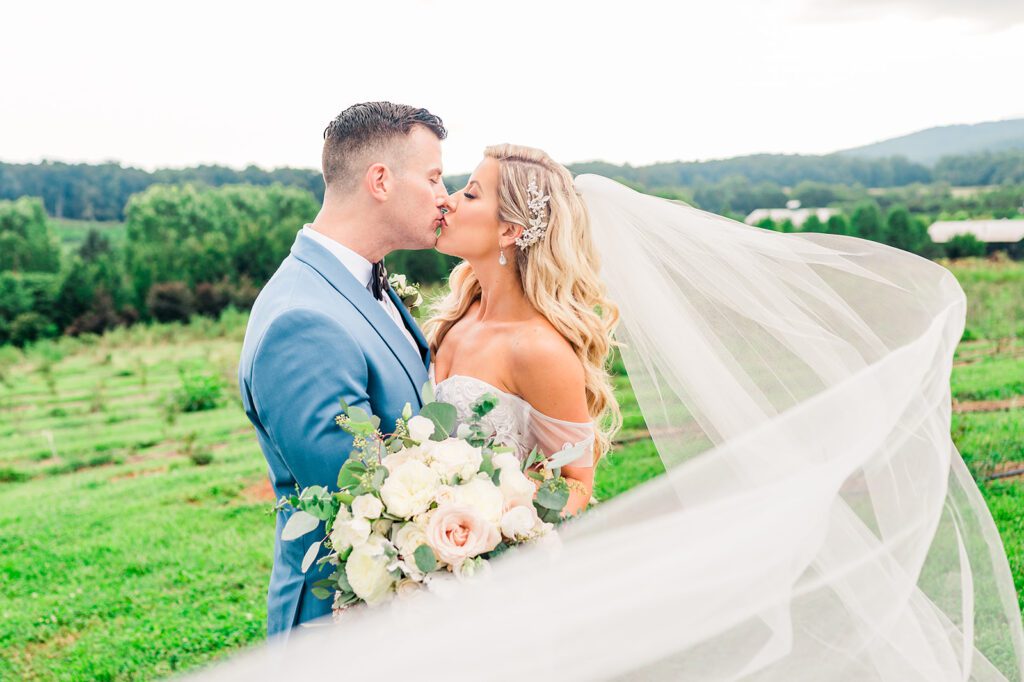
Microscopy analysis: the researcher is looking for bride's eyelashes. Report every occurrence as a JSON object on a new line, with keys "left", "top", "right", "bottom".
{"left": 463, "top": 192, "right": 476, "bottom": 200}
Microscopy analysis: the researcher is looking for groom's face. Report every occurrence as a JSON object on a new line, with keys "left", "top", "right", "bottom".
{"left": 388, "top": 125, "right": 449, "bottom": 250}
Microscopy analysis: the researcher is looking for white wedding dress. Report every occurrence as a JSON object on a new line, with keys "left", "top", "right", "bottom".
{"left": 194, "top": 174, "right": 1023, "bottom": 681}
{"left": 430, "top": 366, "right": 597, "bottom": 468}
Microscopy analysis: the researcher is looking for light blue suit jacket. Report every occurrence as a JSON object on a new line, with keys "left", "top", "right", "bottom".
{"left": 238, "top": 230, "right": 431, "bottom": 638}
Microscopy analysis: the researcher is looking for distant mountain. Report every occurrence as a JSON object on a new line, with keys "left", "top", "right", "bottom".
{"left": 837, "top": 118, "right": 1024, "bottom": 166}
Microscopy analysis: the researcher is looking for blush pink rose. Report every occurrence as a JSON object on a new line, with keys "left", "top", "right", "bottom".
{"left": 426, "top": 504, "right": 501, "bottom": 568}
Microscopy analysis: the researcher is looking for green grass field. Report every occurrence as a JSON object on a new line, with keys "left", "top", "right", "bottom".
{"left": 49, "top": 218, "right": 127, "bottom": 253}
{"left": 1, "top": 258, "right": 1023, "bottom": 680}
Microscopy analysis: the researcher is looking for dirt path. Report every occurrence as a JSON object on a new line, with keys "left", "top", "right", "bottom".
{"left": 953, "top": 397, "right": 1024, "bottom": 413}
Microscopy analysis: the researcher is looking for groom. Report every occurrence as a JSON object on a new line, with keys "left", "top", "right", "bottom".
{"left": 238, "top": 102, "right": 448, "bottom": 637}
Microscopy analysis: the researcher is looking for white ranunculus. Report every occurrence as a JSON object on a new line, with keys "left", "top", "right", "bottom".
{"left": 345, "top": 539, "right": 396, "bottom": 606}
{"left": 330, "top": 508, "right": 371, "bottom": 552}
{"left": 500, "top": 504, "right": 543, "bottom": 541}
{"left": 380, "top": 459, "right": 440, "bottom": 518}
{"left": 452, "top": 475, "right": 504, "bottom": 525}
{"left": 407, "top": 415, "right": 436, "bottom": 443}
{"left": 499, "top": 465, "right": 537, "bottom": 509}
{"left": 429, "top": 438, "right": 483, "bottom": 483}
{"left": 352, "top": 494, "right": 384, "bottom": 520}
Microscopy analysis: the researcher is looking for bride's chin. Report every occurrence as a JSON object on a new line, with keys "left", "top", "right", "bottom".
{"left": 434, "top": 234, "right": 455, "bottom": 256}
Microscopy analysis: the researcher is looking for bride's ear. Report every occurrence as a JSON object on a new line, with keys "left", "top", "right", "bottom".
{"left": 498, "top": 221, "right": 523, "bottom": 248}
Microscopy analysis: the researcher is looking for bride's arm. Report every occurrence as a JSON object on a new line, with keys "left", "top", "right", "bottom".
{"left": 511, "top": 327, "right": 594, "bottom": 517}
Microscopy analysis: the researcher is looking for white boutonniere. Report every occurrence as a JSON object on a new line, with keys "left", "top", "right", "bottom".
{"left": 388, "top": 273, "right": 423, "bottom": 312}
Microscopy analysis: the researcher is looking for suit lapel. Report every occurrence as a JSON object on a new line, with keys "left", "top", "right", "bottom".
{"left": 386, "top": 286, "right": 431, "bottom": 370}
{"left": 290, "top": 231, "right": 428, "bottom": 407}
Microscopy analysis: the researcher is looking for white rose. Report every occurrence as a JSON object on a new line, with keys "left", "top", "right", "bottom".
{"left": 345, "top": 539, "right": 396, "bottom": 606}
{"left": 352, "top": 494, "right": 384, "bottom": 520}
{"left": 498, "top": 465, "right": 537, "bottom": 509}
{"left": 329, "top": 508, "right": 371, "bottom": 552}
{"left": 492, "top": 451, "right": 521, "bottom": 472}
{"left": 434, "top": 485, "right": 457, "bottom": 506}
{"left": 395, "top": 578, "right": 423, "bottom": 598}
{"left": 429, "top": 438, "right": 483, "bottom": 483}
{"left": 500, "top": 504, "right": 543, "bottom": 541}
{"left": 380, "top": 459, "right": 440, "bottom": 518}
{"left": 380, "top": 444, "right": 428, "bottom": 473}
{"left": 392, "top": 521, "right": 434, "bottom": 564}
{"left": 452, "top": 475, "right": 504, "bottom": 525}
{"left": 407, "top": 415, "right": 436, "bottom": 443}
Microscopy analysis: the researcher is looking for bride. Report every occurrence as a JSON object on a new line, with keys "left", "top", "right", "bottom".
{"left": 427, "top": 143, "right": 621, "bottom": 518}
{"left": 199, "top": 145, "right": 1024, "bottom": 680}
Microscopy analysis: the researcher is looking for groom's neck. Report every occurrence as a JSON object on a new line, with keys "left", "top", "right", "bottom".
{"left": 311, "top": 200, "right": 391, "bottom": 264}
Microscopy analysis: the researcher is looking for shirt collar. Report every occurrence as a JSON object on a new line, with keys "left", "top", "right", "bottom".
{"left": 302, "top": 224, "right": 373, "bottom": 289}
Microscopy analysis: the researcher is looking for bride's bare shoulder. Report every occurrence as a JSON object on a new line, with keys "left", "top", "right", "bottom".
{"left": 507, "top": 319, "right": 588, "bottom": 421}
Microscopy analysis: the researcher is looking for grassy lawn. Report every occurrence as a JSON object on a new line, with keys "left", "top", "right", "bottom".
{"left": 1, "top": 258, "right": 1023, "bottom": 679}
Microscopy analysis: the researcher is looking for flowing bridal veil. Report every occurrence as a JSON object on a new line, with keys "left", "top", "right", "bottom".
{"left": 197, "top": 174, "right": 1024, "bottom": 681}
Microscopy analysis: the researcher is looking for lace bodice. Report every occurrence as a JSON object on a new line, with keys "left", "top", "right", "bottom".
{"left": 430, "top": 366, "right": 596, "bottom": 468}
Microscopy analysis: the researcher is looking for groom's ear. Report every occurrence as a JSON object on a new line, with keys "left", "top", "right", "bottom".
{"left": 365, "top": 163, "right": 393, "bottom": 202}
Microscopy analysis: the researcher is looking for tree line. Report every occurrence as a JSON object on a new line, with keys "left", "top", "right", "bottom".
{"left": 4, "top": 150, "right": 1023, "bottom": 223}
{"left": 0, "top": 183, "right": 462, "bottom": 347}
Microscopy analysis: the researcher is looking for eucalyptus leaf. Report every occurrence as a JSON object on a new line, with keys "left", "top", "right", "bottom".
{"left": 536, "top": 484, "right": 570, "bottom": 511}
{"left": 419, "top": 402, "right": 457, "bottom": 439}
{"left": 311, "top": 587, "right": 331, "bottom": 600}
{"left": 421, "top": 381, "right": 435, "bottom": 405}
{"left": 348, "top": 406, "right": 371, "bottom": 424}
{"left": 336, "top": 567, "right": 352, "bottom": 592}
{"left": 281, "top": 510, "right": 320, "bottom": 541}
{"left": 337, "top": 459, "right": 366, "bottom": 490}
{"left": 545, "top": 442, "right": 589, "bottom": 469}
{"left": 414, "top": 544, "right": 437, "bottom": 573}
{"left": 301, "top": 540, "right": 322, "bottom": 573}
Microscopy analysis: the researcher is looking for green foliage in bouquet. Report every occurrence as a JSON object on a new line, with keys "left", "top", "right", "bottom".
{"left": 274, "top": 383, "right": 580, "bottom": 611}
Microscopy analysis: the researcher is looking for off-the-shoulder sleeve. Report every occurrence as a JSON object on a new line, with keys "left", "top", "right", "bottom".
{"left": 525, "top": 408, "right": 596, "bottom": 468}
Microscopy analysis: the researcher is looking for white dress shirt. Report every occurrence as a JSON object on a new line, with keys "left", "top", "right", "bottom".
{"left": 301, "top": 225, "right": 420, "bottom": 355}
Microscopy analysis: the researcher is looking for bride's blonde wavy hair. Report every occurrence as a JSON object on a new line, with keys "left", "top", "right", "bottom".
{"left": 424, "top": 144, "right": 622, "bottom": 460}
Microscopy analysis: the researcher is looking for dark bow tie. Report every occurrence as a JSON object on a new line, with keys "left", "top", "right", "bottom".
{"left": 370, "top": 260, "right": 388, "bottom": 301}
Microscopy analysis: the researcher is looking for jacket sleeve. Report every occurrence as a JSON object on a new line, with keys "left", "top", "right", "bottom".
{"left": 249, "top": 307, "right": 369, "bottom": 489}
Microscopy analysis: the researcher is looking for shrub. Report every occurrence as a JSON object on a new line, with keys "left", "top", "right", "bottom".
{"left": 945, "top": 233, "right": 987, "bottom": 259}
{"left": 194, "top": 281, "right": 232, "bottom": 318}
{"left": 146, "top": 281, "right": 194, "bottom": 323}
{"left": 9, "top": 312, "right": 57, "bottom": 347}
{"left": 172, "top": 369, "right": 225, "bottom": 413}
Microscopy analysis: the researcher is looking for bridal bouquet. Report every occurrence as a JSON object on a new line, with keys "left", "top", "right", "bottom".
{"left": 276, "top": 384, "right": 584, "bottom": 613}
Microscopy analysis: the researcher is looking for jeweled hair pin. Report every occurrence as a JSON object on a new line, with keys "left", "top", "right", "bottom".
{"left": 515, "top": 175, "right": 551, "bottom": 248}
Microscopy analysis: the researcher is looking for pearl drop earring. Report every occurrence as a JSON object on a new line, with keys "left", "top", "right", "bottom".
{"left": 498, "top": 246, "right": 508, "bottom": 266}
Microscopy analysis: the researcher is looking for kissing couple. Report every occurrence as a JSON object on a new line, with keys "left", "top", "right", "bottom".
{"left": 231, "top": 101, "right": 1024, "bottom": 680}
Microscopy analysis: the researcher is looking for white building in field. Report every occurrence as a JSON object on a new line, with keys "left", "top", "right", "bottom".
{"left": 744, "top": 207, "right": 839, "bottom": 228}
{"left": 927, "top": 219, "right": 1024, "bottom": 244}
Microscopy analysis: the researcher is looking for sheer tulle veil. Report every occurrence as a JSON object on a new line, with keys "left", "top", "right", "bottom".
{"left": 193, "top": 174, "right": 1024, "bottom": 680}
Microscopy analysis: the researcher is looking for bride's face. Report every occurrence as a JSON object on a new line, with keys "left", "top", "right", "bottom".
{"left": 435, "top": 157, "right": 503, "bottom": 259}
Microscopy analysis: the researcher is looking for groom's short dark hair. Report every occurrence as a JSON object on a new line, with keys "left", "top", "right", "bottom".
{"left": 322, "top": 102, "right": 446, "bottom": 192}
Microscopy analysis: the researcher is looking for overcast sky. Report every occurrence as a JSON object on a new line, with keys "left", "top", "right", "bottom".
{"left": 3, "top": 0, "right": 1022, "bottom": 176}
